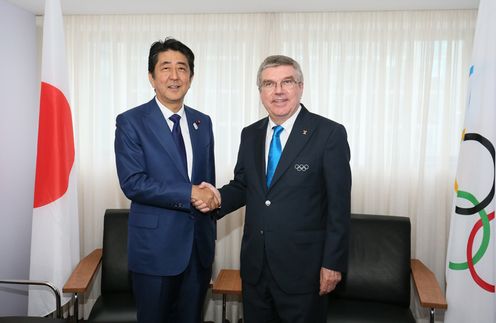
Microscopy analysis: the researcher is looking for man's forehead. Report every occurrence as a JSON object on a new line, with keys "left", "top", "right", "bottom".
{"left": 157, "top": 50, "right": 188, "bottom": 64}
{"left": 158, "top": 60, "right": 188, "bottom": 65}
{"left": 263, "top": 65, "right": 295, "bottom": 73}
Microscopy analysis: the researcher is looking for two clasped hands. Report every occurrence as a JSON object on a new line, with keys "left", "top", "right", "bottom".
{"left": 190, "top": 182, "right": 341, "bottom": 296}
{"left": 191, "top": 182, "right": 220, "bottom": 213}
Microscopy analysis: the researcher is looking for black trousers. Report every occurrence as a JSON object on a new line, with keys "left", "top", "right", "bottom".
{"left": 242, "top": 251, "right": 327, "bottom": 323}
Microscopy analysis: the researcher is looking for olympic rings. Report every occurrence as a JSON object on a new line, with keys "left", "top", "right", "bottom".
{"left": 294, "top": 164, "right": 309, "bottom": 172}
{"left": 455, "top": 133, "right": 495, "bottom": 215}
{"left": 449, "top": 132, "right": 495, "bottom": 293}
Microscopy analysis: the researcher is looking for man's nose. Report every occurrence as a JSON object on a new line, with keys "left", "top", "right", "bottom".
{"left": 170, "top": 67, "right": 179, "bottom": 79}
{"left": 274, "top": 82, "right": 284, "bottom": 92}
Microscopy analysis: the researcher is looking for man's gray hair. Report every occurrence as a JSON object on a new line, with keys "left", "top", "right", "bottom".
{"left": 256, "top": 55, "right": 304, "bottom": 89}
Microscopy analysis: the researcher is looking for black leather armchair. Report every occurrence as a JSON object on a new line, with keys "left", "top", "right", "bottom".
{"left": 0, "top": 280, "right": 66, "bottom": 322}
{"left": 327, "top": 213, "right": 447, "bottom": 323}
{"left": 64, "top": 209, "right": 136, "bottom": 323}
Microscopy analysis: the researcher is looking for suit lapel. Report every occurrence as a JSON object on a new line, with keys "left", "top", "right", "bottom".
{"left": 269, "top": 106, "right": 313, "bottom": 190}
{"left": 185, "top": 107, "right": 200, "bottom": 182}
{"left": 254, "top": 119, "right": 269, "bottom": 194}
{"left": 144, "top": 99, "right": 189, "bottom": 181}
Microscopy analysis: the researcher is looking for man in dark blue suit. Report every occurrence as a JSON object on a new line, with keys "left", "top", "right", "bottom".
{"left": 114, "top": 38, "right": 219, "bottom": 323}
{"left": 196, "top": 55, "right": 351, "bottom": 323}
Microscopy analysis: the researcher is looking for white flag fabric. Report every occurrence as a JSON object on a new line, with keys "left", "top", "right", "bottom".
{"left": 445, "top": 0, "right": 496, "bottom": 322}
{"left": 28, "top": 0, "right": 80, "bottom": 316}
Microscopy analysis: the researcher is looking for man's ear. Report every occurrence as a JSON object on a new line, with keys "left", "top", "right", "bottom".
{"left": 148, "top": 72, "right": 155, "bottom": 88}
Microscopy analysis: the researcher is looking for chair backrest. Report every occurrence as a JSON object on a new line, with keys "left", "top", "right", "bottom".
{"left": 101, "top": 209, "right": 131, "bottom": 293}
{"left": 332, "top": 213, "right": 411, "bottom": 307}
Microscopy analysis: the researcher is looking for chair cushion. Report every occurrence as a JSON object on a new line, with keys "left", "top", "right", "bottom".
{"left": 327, "top": 298, "right": 415, "bottom": 323}
{"left": 87, "top": 292, "right": 136, "bottom": 323}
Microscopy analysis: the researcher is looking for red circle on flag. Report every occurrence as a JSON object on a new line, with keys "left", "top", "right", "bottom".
{"left": 33, "top": 82, "right": 75, "bottom": 208}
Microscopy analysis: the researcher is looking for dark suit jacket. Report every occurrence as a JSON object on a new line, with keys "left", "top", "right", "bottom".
{"left": 219, "top": 105, "right": 351, "bottom": 294}
{"left": 115, "top": 98, "right": 216, "bottom": 276}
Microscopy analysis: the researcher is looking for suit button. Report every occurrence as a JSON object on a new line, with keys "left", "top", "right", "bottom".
{"left": 265, "top": 200, "right": 271, "bottom": 206}
{"left": 260, "top": 230, "right": 264, "bottom": 235}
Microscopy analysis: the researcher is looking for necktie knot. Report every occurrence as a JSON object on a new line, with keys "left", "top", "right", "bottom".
{"left": 169, "top": 114, "right": 181, "bottom": 124}
{"left": 273, "top": 125, "right": 283, "bottom": 138}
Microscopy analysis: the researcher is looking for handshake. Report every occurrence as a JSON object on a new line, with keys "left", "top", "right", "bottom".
{"left": 191, "top": 182, "right": 221, "bottom": 213}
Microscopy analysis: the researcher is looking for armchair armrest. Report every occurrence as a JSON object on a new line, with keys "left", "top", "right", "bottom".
{"left": 63, "top": 248, "right": 102, "bottom": 322}
{"left": 410, "top": 258, "right": 447, "bottom": 309}
{"left": 410, "top": 259, "right": 447, "bottom": 323}
{"left": 63, "top": 248, "right": 102, "bottom": 294}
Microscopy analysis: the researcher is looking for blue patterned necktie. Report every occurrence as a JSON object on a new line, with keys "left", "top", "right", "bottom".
{"left": 169, "top": 114, "right": 187, "bottom": 173}
{"left": 266, "top": 125, "right": 284, "bottom": 188}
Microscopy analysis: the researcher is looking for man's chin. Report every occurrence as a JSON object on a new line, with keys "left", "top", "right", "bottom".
{"left": 164, "top": 93, "right": 186, "bottom": 102}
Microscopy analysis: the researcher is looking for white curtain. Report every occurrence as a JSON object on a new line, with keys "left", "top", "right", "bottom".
{"left": 62, "top": 10, "right": 476, "bottom": 322}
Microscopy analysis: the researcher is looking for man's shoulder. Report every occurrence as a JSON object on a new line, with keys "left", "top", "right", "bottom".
{"left": 245, "top": 117, "right": 268, "bottom": 131}
{"left": 303, "top": 107, "right": 345, "bottom": 132}
{"left": 184, "top": 105, "right": 211, "bottom": 122}
{"left": 237, "top": 118, "right": 267, "bottom": 139}
{"left": 118, "top": 98, "right": 156, "bottom": 120}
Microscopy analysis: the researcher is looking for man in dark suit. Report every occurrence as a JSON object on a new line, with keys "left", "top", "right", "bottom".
{"left": 196, "top": 55, "right": 351, "bottom": 322}
{"left": 114, "top": 38, "right": 219, "bottom": 323}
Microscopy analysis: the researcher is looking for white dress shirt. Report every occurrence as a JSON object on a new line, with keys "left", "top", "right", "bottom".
{"left": 156, "top": 97, "right": 193, "bottom": 180}
{"left": 264, "top": 105, "right": 302, "bottom": 171}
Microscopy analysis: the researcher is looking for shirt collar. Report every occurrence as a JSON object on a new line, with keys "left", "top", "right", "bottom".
{"left": 268, "top": 104, "right": 302, "bottom": 131}
{"left": 155, "top": 97, "right": 185, "bottom": 120}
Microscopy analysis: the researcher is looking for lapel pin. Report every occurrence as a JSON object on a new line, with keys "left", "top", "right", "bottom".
{"left": 193, "top": 120, "right": 201, "bottom": 130}
{"left": 302, "top": 129, "right": 308, "bottom": 135}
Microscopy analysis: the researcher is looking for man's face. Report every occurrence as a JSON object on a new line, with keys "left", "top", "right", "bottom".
{"left": 259, "top": 65, "right": 303, "bottom": 124}
{"left": 148, "top": 50, "right": 192, "bottom": 112}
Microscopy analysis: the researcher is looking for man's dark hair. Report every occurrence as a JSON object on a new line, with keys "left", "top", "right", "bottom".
{"left": 148, "top": 37, "right": 195, "bottom": 77}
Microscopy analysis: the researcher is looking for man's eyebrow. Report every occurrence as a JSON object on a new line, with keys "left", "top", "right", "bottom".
{"left": 158, "top": 61, "right": 188, "bottom": 66}
{"left": 262, "top": 76, "right": 296, "bottom": 82}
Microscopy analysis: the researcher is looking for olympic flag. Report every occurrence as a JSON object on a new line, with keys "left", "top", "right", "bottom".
{"left": 28, "top": 0, "right": 80, "bottom": 316}
{"left": 445, "top": 0, "right": 496, "bottom": 322}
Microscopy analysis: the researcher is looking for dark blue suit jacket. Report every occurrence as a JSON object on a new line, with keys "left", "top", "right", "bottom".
{"left": 115, "top": 98, "right": 216, "bottom": 276}
{"left": 219, "top": 105, "right": 351, "bottom": 294}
